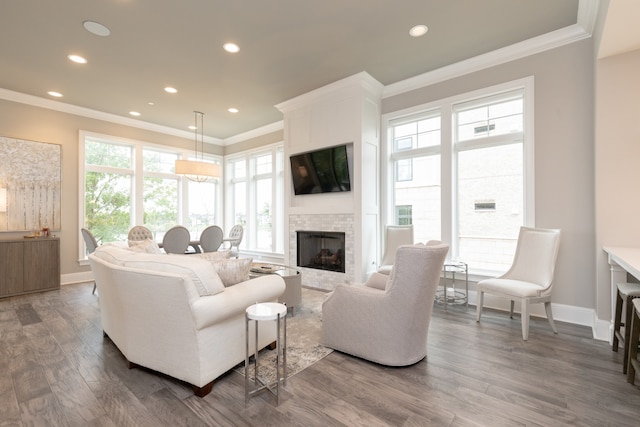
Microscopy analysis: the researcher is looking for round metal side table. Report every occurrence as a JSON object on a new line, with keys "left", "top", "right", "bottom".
{"left": 435, "top": 260, "right": 468, "bottom": 310}
{"left": 245, "top": 302, "right": 287, "bottom": 405}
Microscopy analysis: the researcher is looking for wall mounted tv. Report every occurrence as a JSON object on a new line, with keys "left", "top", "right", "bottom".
{"left": 290, "top": 144, "right": 352, "bottom": 195}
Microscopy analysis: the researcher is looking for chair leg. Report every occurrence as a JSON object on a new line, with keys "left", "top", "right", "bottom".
{"left": 510, "top": 300, "right": 515, "bottom": 319}
{"left": 476, "top": 291, "right": 484, "bottom": 322}
{"left": 627, "top": 306, "right": 640, "bottom": 384}
{"left": 521, "top": 299, "right": 529, "bottom": 341}
{"left": 544, "top": 301, "right": 558, "bottom": 334}
{"left": 92, "top": 282, "right": 96, "bottom": 295}
{"left": 613, "top": 290, "right": 624, "bottom": 351}
{"left": 623, "top": 296, "right": 636, "bottom": 374}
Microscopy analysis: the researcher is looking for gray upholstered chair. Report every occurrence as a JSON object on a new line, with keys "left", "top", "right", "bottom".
{"left": 377, "top": 225, "right": 414, "bottom": 275}
{"left": 476, "top": 226, "right": 561, "bottom": 340}
{"left": 81, "top": 228, "right": 99, "bottom": 294}
{"left": 162, "top": 225, "right": 191, "bottom": 254}
{"left": 322, "top": 242, "right": 449, "bottom": 366}
{"left": 199, "top": 225, "right": 224, "bottom": 253}
{"left": 223, "top": 224, "right": 244, "bottom": 258}
{"left": 127, "top": 225, "right": 153, "bottom": 243}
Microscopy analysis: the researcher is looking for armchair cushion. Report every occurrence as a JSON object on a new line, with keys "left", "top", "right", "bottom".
{"left": 364, "top": 272, "right": 390, "bottom": 291}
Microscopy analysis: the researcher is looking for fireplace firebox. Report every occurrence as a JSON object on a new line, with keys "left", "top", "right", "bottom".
{"left": 296, "top": 231, "right": 345, "bottom": 273}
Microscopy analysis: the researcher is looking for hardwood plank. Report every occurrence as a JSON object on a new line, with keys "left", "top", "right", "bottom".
{"left": 1, "top": 281, "right": 640, "bottom": 426}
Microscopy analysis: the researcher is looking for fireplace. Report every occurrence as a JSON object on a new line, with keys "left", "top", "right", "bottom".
{"left": 297, "top": 231, "right": 346, "bottom": 273}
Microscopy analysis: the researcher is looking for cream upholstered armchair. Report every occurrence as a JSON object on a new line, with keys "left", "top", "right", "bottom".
{"left": 476, "top": 226, "right": 561, "bottom": 340}
{"left": 377, "top": 225, "right": 414, "bottom": 275}
{"left": 322, "top": 242, "right": 449, "bottom": 366}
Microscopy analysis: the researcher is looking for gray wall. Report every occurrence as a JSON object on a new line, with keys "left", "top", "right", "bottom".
{"left": 383, "top": 38, "right": 596, "bottom": 309}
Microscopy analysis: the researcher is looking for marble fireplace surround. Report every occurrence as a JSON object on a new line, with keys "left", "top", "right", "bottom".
{"left": 289, "top": 214, "right": 354, "bottom": 291}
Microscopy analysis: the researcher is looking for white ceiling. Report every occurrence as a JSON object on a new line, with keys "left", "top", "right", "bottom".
{"left": 0, "top": 0, "right": 588, "bottom": 141}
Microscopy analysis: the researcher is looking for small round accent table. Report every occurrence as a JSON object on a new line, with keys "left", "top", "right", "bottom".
{"left": 435, "top": 261, "right": 469, "bottom": 310}
{"left": 245, "top": 302, "right": 287, "bottom": 405}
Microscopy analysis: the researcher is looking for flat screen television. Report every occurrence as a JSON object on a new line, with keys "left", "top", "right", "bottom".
{"left": 290, "top": 144, "right": 351, "bottom": 195}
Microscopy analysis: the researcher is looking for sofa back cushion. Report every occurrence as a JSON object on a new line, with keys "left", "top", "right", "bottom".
{"left": 123, "top": 253, "right": 225, "bottom": 296}
{"left": 93, "top": 244, "right": 136, "bottom": 266}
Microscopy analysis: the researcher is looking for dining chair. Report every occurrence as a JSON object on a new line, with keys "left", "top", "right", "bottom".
{"left": 127, "top": 225, "right": 153, "bottom": 243}
{"left": 476, "top": 226, "right": 561, "bottom": 340}
{"left": 223, "top": 225, "right": 244, "bottom": 258}
{"left": 377, "top": 225, "right": 414, "bottom": 275}
{"left": 162, "top": 225, "right": 191, "bottom": 254}
{"left": 81, "top": 228, "right": 99, "bottom": 294}
{"left": 199, "top": 225, "right": 224, "bottom": 253}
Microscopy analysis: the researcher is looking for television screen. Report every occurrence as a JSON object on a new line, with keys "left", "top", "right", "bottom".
{"left": 290, "top": 145, "right": 351, "bottom": 195}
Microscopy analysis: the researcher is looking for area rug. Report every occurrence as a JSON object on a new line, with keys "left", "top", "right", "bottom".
{"left": 237, "top": 287, "right": 333, "bottom": 384}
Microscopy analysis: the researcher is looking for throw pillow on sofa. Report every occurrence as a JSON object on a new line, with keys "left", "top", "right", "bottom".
{"left": 128, "top": 238, "right": 162, "bottom": 254}
{"left": 206, "top": 258, "right": 252, "bottom": 287}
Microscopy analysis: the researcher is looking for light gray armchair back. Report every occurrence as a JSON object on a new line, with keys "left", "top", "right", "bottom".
{"left": 322, "top": 243, "right": 449, "bottom": 366}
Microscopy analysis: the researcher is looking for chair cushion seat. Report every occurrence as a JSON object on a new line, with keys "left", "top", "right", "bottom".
{"left": 617, "top": 282, "right": 640, "bottom": 297}
{"left": 478, "top": 278, "right": 546, "bottom": 298}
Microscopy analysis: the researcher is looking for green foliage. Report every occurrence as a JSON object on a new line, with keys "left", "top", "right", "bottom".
{"left": 85, "top": 172, "right": 131, "bottom": 243}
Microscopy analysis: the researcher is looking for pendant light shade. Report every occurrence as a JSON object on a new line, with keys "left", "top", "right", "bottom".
{"left": 175, "top": 111, "right": 221, "bottom": 182}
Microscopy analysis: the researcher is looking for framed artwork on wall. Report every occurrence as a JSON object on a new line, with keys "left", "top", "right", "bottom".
{"left": 0, "top": 136, "right": 62, "bottom": 232}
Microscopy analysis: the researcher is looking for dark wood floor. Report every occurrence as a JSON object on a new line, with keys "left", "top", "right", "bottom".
{"left": 1, "top": 282, "right": 639, "bottom": 426}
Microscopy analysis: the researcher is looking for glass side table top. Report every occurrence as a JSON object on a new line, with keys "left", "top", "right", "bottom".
{"left": 250, "top": 263, "right": 300, "bottom": 278}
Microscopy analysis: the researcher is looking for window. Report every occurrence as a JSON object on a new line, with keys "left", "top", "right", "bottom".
{"left": 225, "top": 144, "right": 284, "bottom": 254}
{"left": 395, "top": 205, "right": 413, "bottom": 225}
{"left": 384, "top": 78, "right": 533, "bottom": 275}
{"left": 79, "top": 131, "right": 222, "bottom": 260}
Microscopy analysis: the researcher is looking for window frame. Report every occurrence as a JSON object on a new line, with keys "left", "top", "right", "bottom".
{"left": 78, "top": 130, "right": 223, "bottom": 264}
{"left": 381, "top": 77, "right": 535, "bottom": 277}
{"left": 224, "top": 143, "right": 284, "bottom": 257}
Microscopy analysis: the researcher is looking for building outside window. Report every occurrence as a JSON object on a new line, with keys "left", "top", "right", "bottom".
{"left": 384, "top": 78, "right": 533, "bottom": 275}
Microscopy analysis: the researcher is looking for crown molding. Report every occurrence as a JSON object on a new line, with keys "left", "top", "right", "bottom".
{"left": 0, "top": 88, "right": 223, "bottom": 145}
{"left": 275, "top": 71, "right": 383, "bottom": 113}
{"left": 222, "top": 120, "right": 284, "bottom": 146}
{"left": 382, "top": 23, "right": 592, "bottom": 99}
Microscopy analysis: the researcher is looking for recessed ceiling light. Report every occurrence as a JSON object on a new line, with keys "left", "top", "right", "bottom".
{"left": 228, "top": 107, "right": 239, "bottom": 113}
{"left": 47, "top": 91, "right": 63, "bottom": 98}
{"left": 188, "top": 125, "right": 197, "bottom": 130}
{"left": 223, "top": 42, "right": 240, "bottom": 53}
{"left": 83, "top": 20, "right": 111, "bottom": 37}
{"left": 68, "top": 54, "right": 87, "bottom": 64}
{"left": 148, "top": 102, "right": 155, "bottom": 106}
{"left": 129, "top": 111, "right": 141, "bottom": 117}
{"left": 409, "top": 24, "right": 428, "bottom": 37}
{"left": 164, "top": 86, "right": 178, "bottom": 94}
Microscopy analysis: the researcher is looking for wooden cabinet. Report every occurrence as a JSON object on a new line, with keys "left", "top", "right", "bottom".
{"left": 0, "top": 237, "right": 60, "bottom": 298}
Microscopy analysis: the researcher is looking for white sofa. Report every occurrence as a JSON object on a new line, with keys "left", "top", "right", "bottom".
{"left": 88, "top": 244, "right": 285, "bottom": 397}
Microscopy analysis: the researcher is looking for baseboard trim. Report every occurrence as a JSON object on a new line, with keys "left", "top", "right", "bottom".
{"left": 61, "top": 271, "right": 93, "bottom": 286}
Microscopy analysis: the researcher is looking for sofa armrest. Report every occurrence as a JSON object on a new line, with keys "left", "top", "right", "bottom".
{"left": 191, "top": 275, "right": 285, "bottom": 330}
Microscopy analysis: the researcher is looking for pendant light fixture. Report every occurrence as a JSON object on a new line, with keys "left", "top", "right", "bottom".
{"left": 175, "top": 111, "right": 221, "bottom": 182}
